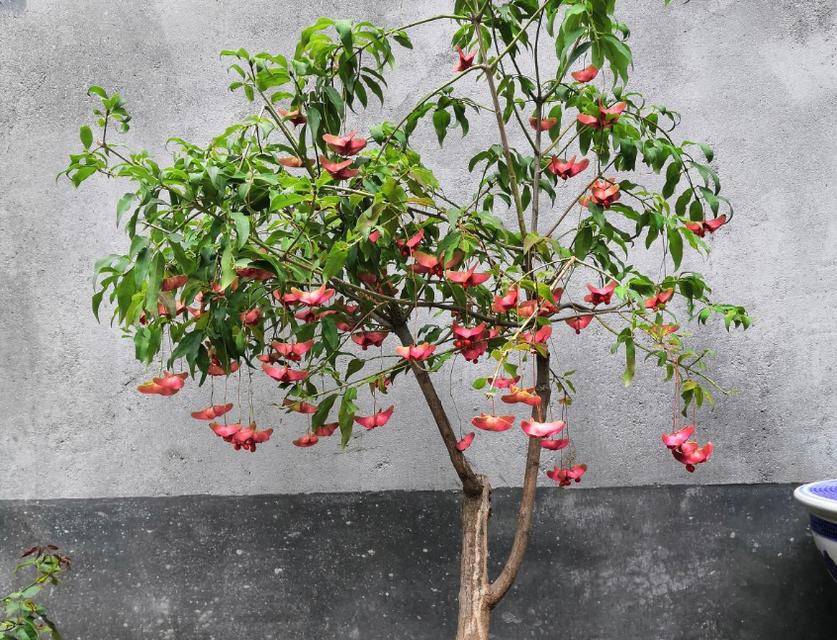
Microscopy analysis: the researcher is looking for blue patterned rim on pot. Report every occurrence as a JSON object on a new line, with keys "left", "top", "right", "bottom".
{"left": 794, "top": 479, "right": 837, "bottom": 583}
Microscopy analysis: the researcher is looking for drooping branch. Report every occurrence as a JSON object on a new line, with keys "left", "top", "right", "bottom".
{"left": 391, "top": 315, "right": 483, "bottom": 496}
{"left": 338, "top": 13, "right": 470, "bottom": 72}
{"left": 543, "top": 158, "right": 618, "bottom": 238}
{"left": 375, "top": 64, "right": 484, "bottom": 160}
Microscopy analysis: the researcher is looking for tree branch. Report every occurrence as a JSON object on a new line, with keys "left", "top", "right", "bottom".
{"left": 478, "top": 31, "right": 527, "bottom": 238}
{"left": 391, "top": 315, "right": 483, "bottom": 496}
{"left": 543, "top": 158, "right": 617, "bottom": 238}
{"left": 487, "top": 351, "right": 548, "bottom": 606}
{"left": 375, "top": 64, "right": 484, "bottom": 160}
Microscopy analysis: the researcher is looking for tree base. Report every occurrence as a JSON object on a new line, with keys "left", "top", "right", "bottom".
{"left": 456, "top": 478, "right": 492, "bottom": 640}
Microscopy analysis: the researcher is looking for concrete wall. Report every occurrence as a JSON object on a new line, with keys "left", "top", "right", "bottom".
{"left": 1, "top": 0, "right": 836, "bottom": 499}
{"left": 1, "top": 485, "right": 835, "bottom": 639}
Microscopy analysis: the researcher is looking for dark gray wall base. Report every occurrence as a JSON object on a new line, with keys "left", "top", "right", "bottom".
{"left": 0, "top": 484, "right": 834, "bottom": 639}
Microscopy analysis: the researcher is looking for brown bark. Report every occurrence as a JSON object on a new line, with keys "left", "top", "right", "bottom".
{"left": 488, "top": 352, "right": 549, "bottom": 606}
{"left": 391, "top": 321, "right": 483, "bottom": 496}
{"left": 456, "top": 477, "right": 492, "bottom": 640}
{"left": 393, "top": 313, "right": 549, "bottom": 635}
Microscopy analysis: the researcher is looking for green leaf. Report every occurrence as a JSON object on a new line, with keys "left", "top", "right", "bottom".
{"left": 134, "top": 325, "right": 161, "bottom": 364}
{"left": 602, "top": 35, "right": 632, "bottom": 83}
{"left": 453, "top": 102, "right": 469, "bottom": 137}
{"left": 697, "top": 141, "right": 714, "bottom": 163}
{"left": 536, "top": 282, "right": 556, "bottom": 303}
{"left": 207, "top": 165, "right": 224, "bottom": 191}
{"left": 338, "top": 387, "right": 358, "bottom": 447}
{"left": 230, "top": 212, "right": 250, "bottom": 249}
{"left": 116, "top": 193, "right": 134, "bottom": 227}
{"left": 170, "top": 331, "right": 203, "bottom": 371}
{"left": 324, "top": 85, "right": 345, "bottom": 115}
{"left": 87, "top": 85, "right": 108, "bottom": 99}
{"left": 674, "top": 188, "right": 691, "bottom": 217}
{"left": 91, "top": 289, "right": 105, "bottom": 322}
{"left": 80, "top": 125, "right": 93, "bottom": 149}
{"left": 169, "top": 241, "right": 196, "bottom": 273}
{"left": 432, "top": 109, "right": 451, "bottom": 145}
{"left": 335, "top": 20, "right": 353, "bottom": 51}
{"left": 523, "top": 232, "right": 543, "bottom": 254}
{"left": 312, "top": 395, "right": 337, "bottom": 428}
{"left": 699, "top": 187, "right": 720, "bottom": 215}
{"left": 220, "top": 245, "right": 236, "bottom": 290}
{"left": 363, "top": 75, "right": 385, "bottom": 104}
{"left": 115, "top": 269, "right": 136, "bottom": 321}
{"left": 688, "top": 198, "right": 704, "bottom": 222}
{"left": 573, "top": 225, "right": 593, "bottom": 258}
{"left": 270, "top": 192, "right": 308, "bottom": 210}
{"left": 323, "top": 241, "right": 349, "bottom": 280}
{"left": 307, "top": 105, "right": 322, "bottom": 144}
{"left": 547, "top": 105, "right": 563, "bottom": 142}
{"left": 622, "top": 336, "right": 636, "bottom": 386}
{"left": 667, "top": 227, "right": 683, "bottom": 270}
{"left": 392, "top": 30, "right": 412, "bottom": 48}
{"left": 321, "top": 315, "right": 338, "bottom": 350}
{"left": 144, "top": 253, "right": 164, "bottom": 312}
{"left": 70, "top": 165, "right": 97, "bottom": 187}
{"left": 346, "top": 358, "right": 364, "bottom": 379}
{"left": 591, "top": 40, "right": 604, "bottom": 68}
{"left": 662, "top": 160, "right": 681, "bottom": 199}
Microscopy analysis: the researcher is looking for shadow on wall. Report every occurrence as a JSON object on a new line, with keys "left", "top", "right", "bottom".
{"left": 0, "top": 484, "right": 835, "bottom": 640}
{"left": 0, "top": 0, "right": 25, "bottom": 14}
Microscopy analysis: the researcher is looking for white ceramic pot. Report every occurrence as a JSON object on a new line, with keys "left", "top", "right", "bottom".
{"left": 794, "top": 479, "right": 837, "bottom": 582}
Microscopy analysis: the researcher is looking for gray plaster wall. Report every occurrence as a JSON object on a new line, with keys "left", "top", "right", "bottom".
{"left": 1, "top": 0, "right": 836, "bottom": 499}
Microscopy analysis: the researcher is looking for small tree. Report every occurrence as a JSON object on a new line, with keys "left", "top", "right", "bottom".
{"left": 65, "top": 1, "right": 749, "bottom": 637}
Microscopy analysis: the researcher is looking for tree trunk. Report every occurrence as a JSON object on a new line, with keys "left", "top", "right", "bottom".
{"left": 456, "top": 477, "right": 492, "bottom": 640}
{"left": 391, "top": 318, "right": 546, "bottom": 638}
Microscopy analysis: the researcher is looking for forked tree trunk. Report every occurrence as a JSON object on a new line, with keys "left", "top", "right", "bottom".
{"left": 392, "top": 319, "right": 547, "bottom": 639}
{"left": 456, "top": 477, "right": 492, "bottom": 640}
{"left": 456, "top": 354, "right": 550, "bottom": 638}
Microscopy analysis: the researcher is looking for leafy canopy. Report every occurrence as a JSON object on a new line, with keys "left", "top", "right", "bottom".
{"left": 64, "top": 0, "right": 748, "bottom": 466}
